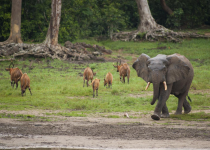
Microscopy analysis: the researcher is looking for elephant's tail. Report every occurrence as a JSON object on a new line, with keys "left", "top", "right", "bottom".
{"left": 188, "top": 96, "right": 192, "bottom": 102}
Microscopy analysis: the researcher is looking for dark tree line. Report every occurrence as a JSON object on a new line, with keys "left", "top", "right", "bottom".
{"left": 0, "top": 0, "right": 210, "bottom": 43}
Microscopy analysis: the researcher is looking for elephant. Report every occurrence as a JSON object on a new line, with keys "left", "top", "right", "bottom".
{"left": 132, "top": 53, "right": 194, "bottom": 120}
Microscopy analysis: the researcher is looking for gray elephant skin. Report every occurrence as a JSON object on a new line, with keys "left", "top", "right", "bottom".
{"left": 132, "top": 53, "right": 194, "bottom": 120}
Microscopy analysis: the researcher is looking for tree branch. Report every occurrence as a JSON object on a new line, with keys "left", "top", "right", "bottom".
{"left": 160, "top": 0, "right": 173, "bottom": 15}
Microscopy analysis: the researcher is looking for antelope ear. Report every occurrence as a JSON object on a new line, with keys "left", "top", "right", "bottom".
{"left": 166, "top": 54, "right": 190, "bottom": 84}
{"left": 132, "top": 53, "right": 150, "bottom": 82}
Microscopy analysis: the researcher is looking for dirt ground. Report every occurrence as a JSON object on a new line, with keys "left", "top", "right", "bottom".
{"left": 0, "top": 107, "right": 210, "bottom": 149}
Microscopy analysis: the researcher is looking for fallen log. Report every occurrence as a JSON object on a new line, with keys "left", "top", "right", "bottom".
{"left": 113, "top": 28, "right": 210, "bottom": 42}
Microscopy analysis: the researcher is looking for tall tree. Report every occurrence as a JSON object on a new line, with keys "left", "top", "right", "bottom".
{"left": 136, "top": 0, "right": 163, "bottom": 32}
{"left": 113, "top": 0, "right": 207, "bottom": 42}
{"left": 2, "top": 0, "right": 23, "bottom": 44}
{"left": 44, "top": 0, "right": 62, "bottom": 47}
{"left": 113, "top": 0, "right": 166, "bottom": 41}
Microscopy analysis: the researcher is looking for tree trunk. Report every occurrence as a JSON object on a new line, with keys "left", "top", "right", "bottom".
{"left": 112, "top": 0, "right": 209, "bottom": 42}
{"left": 44, "top": 0, "right": 62, "bottom": 47}
{"left": 3, "top": 0, "right": 23, "bottom": 44}
{"left": 109, "top": 24, "right": 114, "bottom": 40}
{"left": 136, "top": 0, "right": 162, "bottom": 32}
{"left": 160, "top": 0, "right": 173, "bottom": 16}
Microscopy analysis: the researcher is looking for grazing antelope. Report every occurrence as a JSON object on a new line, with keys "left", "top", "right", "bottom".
{"left": 20, "top": 73, "right": 32, "bottom": 96}
{"left": 5, "top": 62, "right": 23, "bottom": 89}
{"left": 83, "top": 67, "right": 96, "bottom": 87}
{"left": 91, "top": 78, "right": 100, "bottom": 98}
{"left": 104, "top": 72, "right": 113, "bottom": 88}
{"left": 113, "top": 60, "right": 130, "bottom": 84}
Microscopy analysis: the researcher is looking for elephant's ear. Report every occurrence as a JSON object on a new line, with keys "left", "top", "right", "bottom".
{"left": 132, "top": 53, "right": 150, "bottom": 82}
{"left": 166, "top": 54, "right": 190, "bottom": 84}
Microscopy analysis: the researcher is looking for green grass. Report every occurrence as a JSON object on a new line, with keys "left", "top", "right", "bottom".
{"left": 170, "top": 112, "right": 210, "bottom": 121}
{"left": 0, "top": 38, "right": 210, "bottom": 121}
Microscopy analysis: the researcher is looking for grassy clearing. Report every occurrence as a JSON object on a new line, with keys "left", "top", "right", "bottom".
{"left": 0, "top": 38, "right": 210, "bottom": 121}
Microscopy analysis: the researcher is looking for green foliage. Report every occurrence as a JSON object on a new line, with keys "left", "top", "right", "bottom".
{"left": 0, "top": 0, "right": 11, "bottom": 41}
{"left": 166, "top": 8, "right": 184, "bottom": 29}
{"left": 21, "top": 0, "right": 51, "bottom": 42}
{"left": 150, "top": 0, "right": 210, "bottom": 29}
{"left": 0, "top": 0, "right": 210, "bottom": 42}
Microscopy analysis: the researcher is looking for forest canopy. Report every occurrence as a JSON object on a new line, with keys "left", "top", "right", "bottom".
{"left": 0, "top": 0, "right": 210, "bottom": 43}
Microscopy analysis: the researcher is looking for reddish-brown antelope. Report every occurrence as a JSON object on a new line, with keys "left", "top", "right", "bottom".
{"left": 5, "top": 62, "right": 23, "bottom": 89}
{"left": 104, "top": 72, "right": 113, "bottom": 88}
{"left": 83, "top": 67, "right": 96, "bottom": 87}
{"left": 113, "top": 60, "right": 130, "bottom": 84}
{"left": 20, "top": 73, "right": 32, "bottom": 96}
{"left": 91, "top": 78, "right": 100, "bottom": 98}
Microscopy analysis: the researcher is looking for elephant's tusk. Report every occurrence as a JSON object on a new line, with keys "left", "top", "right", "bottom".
{"left": 145, "top": 82, "right": 150, "bottom": 90}
{"left": 163, "top": 81, "right": 167, "bottom": 90}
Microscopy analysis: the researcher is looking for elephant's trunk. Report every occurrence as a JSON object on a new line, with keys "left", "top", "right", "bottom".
{"left": 151, "top": 82, "right": 160, "bottom": 105}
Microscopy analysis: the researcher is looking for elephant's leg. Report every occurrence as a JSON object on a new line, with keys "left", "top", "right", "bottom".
{"left": 175, "top": 92, "right": 189, "bottom": 115}
{"left": 183, "top": 98, "right": 191, "bottom": 114}
{"left": 151, "top": 84, "right": 173, "bottom": 120}
{"left": 161, "top": 103, "right": 170, "bottom": 118}
{"left": 174, "top": 94, "right": 191, "bottom": 114}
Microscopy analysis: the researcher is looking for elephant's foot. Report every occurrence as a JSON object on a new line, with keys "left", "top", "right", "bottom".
{"left": 183, "top": 99, "right": 192, "bottom": 114}
{"left": 183, "top": 104, "right": 191, "bottom": 114}
{"left": 161, "top": 113, "right": 170, "bottom": 118}
{"left": 184, "top": 106, "right": 191, "bottom": 114}
{"left": 174, "top": 111, "right": 182, "bottom": 115}
{"left": 151, "top": 114, "right": 160, "bottom": 120}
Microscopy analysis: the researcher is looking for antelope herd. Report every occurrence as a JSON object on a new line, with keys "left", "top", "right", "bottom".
{"left": 5, "top": 60, "right": 130, "bottom": 98}
{"left": 83, "top": 60, "right": 130, "bottom": 98}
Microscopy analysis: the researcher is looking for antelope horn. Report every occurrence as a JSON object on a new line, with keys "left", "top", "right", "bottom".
{"left": 145, "top": 82, "right": 150, "bottom": 90}
{"left": 163, "top": 81, "right": 167, "bottom": 90}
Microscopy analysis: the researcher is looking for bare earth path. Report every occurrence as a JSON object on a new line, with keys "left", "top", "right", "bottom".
{"left": 0, "top": 109, "right": 210, "bottom": 149}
